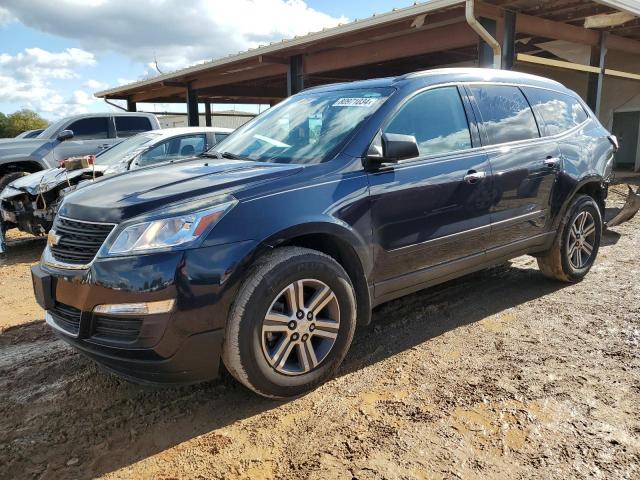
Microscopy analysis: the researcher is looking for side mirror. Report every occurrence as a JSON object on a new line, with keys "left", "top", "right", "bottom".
{"left": 365, "top": 132, "right": 419, "bottom": 168}
{"left": 56, "top": 130, "right": 74, "bottom": 142}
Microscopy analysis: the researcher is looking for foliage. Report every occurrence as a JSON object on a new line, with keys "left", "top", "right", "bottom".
{"left": 0, "top": 109, "right": 49, "bottom": 138}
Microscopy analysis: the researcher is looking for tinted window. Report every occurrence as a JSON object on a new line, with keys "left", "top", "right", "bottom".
{"left": 523, "top": 88, "right": 588, "bottom": 136}
{"left": 384, "top": 86, "right": 471, "bottom": 158}
{"left": 214, "top": 133, "right": 229, "bottom": 144}
{"left": 470, "top": 85, "right": 539, "bottom": 145}
{"left": 67, "top": 117, "right": 109, "bottom": 140}
{"left": 115, "top": 116, "right": 152, "bottom": 137}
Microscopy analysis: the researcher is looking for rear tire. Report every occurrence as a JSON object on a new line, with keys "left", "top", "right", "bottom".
{"left": 222, "top": 247, "right": 357, "bottom": 398}
{"left": 537, "top": 194, "right": 602, "bottom": 282}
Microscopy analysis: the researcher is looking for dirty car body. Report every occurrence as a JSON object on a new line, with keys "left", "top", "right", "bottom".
{"left": 0, "top": 127, "right": 232, "bottom": 240}
{"left": 30, "top": 69, "right": 627, "bottom": 395}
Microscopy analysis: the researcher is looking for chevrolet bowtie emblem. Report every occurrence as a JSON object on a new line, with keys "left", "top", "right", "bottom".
{"left": 47, "top": 230, "right": 61, "bottom": 247}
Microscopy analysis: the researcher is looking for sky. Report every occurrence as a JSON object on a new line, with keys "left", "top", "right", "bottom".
{"left": 0, "top": 0, "right": 415, "bottom": 120}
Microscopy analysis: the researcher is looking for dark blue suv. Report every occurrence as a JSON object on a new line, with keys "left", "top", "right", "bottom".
{"left": 32, "top": 68, "right": 616, "bottom": 398}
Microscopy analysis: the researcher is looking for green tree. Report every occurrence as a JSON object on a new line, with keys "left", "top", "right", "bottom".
{"left": 0, "top": 112, "right": 8, "bottom": 138}
{"left": 3, "top": 109, "right": 49, "bottom": 138}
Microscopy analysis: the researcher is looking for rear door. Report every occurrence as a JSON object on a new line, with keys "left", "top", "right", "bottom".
{"left": 467, "top": 84, "right": 559, "bottom": 249}
{"left": 368, "top": 85, "right": 493, "bottom": 297}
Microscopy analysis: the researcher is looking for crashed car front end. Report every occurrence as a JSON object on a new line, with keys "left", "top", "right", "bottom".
{"left": 0, "top": 162, "right": 106, "bottom": 239}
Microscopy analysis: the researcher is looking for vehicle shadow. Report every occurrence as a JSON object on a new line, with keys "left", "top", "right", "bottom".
{"left": 0, "top": 257, "right": 573, "bottom": 480}
{"left": 0, "top": 234, "right": 45, "bottom": 266}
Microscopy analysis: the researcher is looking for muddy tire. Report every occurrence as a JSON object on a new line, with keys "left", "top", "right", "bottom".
{"left": 537, "top": 194, "right": 602, "bottom": 282}
{"left": 222, "top": 247, "right": 357, "bottom": 398}
{"left": 0, "top": 172, "right": 29, "bottom": 194}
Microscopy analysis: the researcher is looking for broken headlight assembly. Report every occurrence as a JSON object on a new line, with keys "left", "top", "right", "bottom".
{"left": 103, "top": 197, "right": 237, "bottom": 256}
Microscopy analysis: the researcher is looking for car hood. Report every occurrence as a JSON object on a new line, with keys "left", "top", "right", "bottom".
{"left": 59, "top": 158, "right": 303, "bottom": 223}
{"left": 0, "top": 138, "right": 52, "bottom": 158}
{"left": 2, "top": 165, "right": 108, "bottom": 197}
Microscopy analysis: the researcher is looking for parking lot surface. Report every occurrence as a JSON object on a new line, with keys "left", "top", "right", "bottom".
{"left": 0, "top": 186, "right": 638, "bottom": 480}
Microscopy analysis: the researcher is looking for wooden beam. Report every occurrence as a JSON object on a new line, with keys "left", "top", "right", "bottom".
{"left": 191, "top": 63, "right": 287, "bottom": 90}
{"left": 476, "top": 1, "right": 640, "bottom": 55}
{"left": 304, "top": 22, "right": 476, "bottom": 75}
{"left": 516, "top": 53, "right": 601, "bottom": 73}
{"left": 605, "top": 68, "right": 640, "bottom": 81}
{"left": 130, "top": 86, "right": 185, "bottom": 103}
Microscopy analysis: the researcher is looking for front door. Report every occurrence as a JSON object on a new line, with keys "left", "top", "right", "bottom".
{"left": 368, "top": 86, "right": 493, "bottom": 298}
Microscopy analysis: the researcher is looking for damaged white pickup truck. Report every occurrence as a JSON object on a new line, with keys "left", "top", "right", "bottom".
{"left": 0, "top": 126, "right": 232, "bottom": 252}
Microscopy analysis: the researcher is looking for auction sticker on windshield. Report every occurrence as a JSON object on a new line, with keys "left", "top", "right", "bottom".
{"left": 332, "top": 97, "right": 379, "bottom": 107}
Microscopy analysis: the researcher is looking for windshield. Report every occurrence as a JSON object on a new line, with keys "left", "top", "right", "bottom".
{"left": 95, "top": 133, "right": 160, "bottom": 165}
{"left": 208, "top": 87, "right": 394, "bottom": 164}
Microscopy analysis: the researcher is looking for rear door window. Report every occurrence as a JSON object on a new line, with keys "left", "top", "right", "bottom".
{"left": 522, "top": 88, "right": 588, "bottom": 136}
{"left": 469, "top": 85, "right": 540, "bottom": 145}
{"left": 115, "top": 116, "right": 153, "bottom": 137}
{"left": 384, "top": 86, "right": 472, "bottom": 158}
{"left": 66, "top": 117, "right": 109, "bottom": 140}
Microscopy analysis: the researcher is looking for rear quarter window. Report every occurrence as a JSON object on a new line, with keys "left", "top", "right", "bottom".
{"left": 469, "top": 85, "right": 540, "bottom": 145}
{"left": 115, "top": 116, "right": 153, "bottom": 137}
{"left": 522, "top": 87, "right": 589, "bottom": 136}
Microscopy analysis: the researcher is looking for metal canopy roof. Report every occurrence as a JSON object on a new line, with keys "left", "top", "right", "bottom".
{"left": 95, "top": 0, "right": 640, "bottom": 105}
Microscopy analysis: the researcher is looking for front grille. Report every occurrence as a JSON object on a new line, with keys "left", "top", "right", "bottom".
{"left": 92, "top": 315, "right": 142, "bottom": 342}
{"left": 49, "top": 216, "right": 115, "bottom": 266}
{"left": 50, "top": 303, "right": 81, "bottom": 335}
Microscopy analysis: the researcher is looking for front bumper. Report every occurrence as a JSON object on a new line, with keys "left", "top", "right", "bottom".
{"left": 32, "top": 239, "right": 258, "bottom": 384}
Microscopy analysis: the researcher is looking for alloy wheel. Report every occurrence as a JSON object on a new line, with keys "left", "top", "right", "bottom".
{"left": 566, "top": 210, "right": 596, "bottom": 269}
{"left": 261, "top": 279, "right": 340, "bottom": 375}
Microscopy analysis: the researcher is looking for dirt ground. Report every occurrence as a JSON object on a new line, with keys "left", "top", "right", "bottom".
{"left": 1, "top": 186, "right": 639, "bottom": 480}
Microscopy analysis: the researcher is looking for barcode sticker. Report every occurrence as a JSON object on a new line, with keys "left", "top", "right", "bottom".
{"left": 332, "top": 97, "right": 379, "bottom": 107}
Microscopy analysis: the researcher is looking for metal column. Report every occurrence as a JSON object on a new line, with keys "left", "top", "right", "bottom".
{"left": 287, "top": 55, "right": 304, "bottom": 96}
{"left": 587, "top": 32, "right": 608, "bottom": 118}
{"left": 478, "top": 17, "right": 497, "bottom": 68}
{"left": 186, "top": 82, "right": 200, "bottom": 127}
{"left": 502, "top": 11, "right": 516, "bottom": 70}
{"left": 204, "top": 103, "right": 212, "bottom": 127}
{"left": 126, "top": 98, "right": 137, "bottom": 112}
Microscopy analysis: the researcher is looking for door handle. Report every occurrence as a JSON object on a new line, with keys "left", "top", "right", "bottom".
{"left": 463, "top": 170, "right": 486, "bottom": 184}
{"left": 544, "top": 156, "right": 561, "bottom": 168}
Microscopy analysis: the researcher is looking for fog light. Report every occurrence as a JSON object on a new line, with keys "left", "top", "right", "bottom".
{"left": 93, "top": 299, "right": 175, "bottom": 315}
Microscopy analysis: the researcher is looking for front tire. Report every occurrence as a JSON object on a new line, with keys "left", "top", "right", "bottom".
{"left": 537, "top": 194, "right": 602, "bottom": 282}
{"left": 222, "top": 247, "right": 357, "bottom": 398}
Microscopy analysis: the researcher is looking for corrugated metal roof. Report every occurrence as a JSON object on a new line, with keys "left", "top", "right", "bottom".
{"left": 94, "top": 0, "right": 464, "bottom": 98}
{"left": 95, "top": 0, "right": 638, "bottom": 99}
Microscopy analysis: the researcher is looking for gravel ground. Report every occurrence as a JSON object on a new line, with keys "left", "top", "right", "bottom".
{"left": 0, "top": 186, "right": 638, "bottom": 480}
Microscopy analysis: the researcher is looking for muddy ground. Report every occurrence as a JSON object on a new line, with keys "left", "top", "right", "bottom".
{"left": 0, "top": 186, "right": 638, "bottom": 480}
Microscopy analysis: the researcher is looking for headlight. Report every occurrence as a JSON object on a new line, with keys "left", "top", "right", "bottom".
{"left": 107, "top": 200, "right": 236, "bottom": 255}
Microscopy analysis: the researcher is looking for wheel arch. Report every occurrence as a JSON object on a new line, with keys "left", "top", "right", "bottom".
{"left": 0, "top": 160, "right": 45, "bottom": 177}
{"left": 260, "top": 222, "right": 373, "bottom": 326}
{"left": 554, "top": 175, "right": 606, "bottom": 230}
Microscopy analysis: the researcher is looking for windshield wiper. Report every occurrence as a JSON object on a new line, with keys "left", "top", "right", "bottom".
{"left": 199, "top": 151, "right": 250, "bottom": 161}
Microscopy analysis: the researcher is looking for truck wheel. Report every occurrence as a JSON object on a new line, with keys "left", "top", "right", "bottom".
{"left": 0, "top": 172, "right": 28, "bottom": 194}
{"left": 537, "top": 194, "right": 602, "bottom": 282}
{"left": 222, "top": 247, "right": 357, "bottom": 398}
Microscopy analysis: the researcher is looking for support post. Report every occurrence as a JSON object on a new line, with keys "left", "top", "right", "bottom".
{"left": 186, "top": 82, "right": 200, "bottom": 126}
{"left": 502, "top": 11, "right": 516, "bottom": 70}
{"left": 587, "top": 32, "right": 608, "bottom": 118}
{"left": 287, "top": 55, "right": 304, "bottom": 96}
{"left": 126, "top": 98, "right": 137, "bottom": 112}
{"left": 204, "top": 102, "right": 212, "bottom": 127}
{"left": 478, "top": 17, "right": 497, "bottom": 68}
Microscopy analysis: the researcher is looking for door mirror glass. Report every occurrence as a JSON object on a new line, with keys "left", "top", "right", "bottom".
{"left": 56, "top": 129, "right": 74, "bottom": 142}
